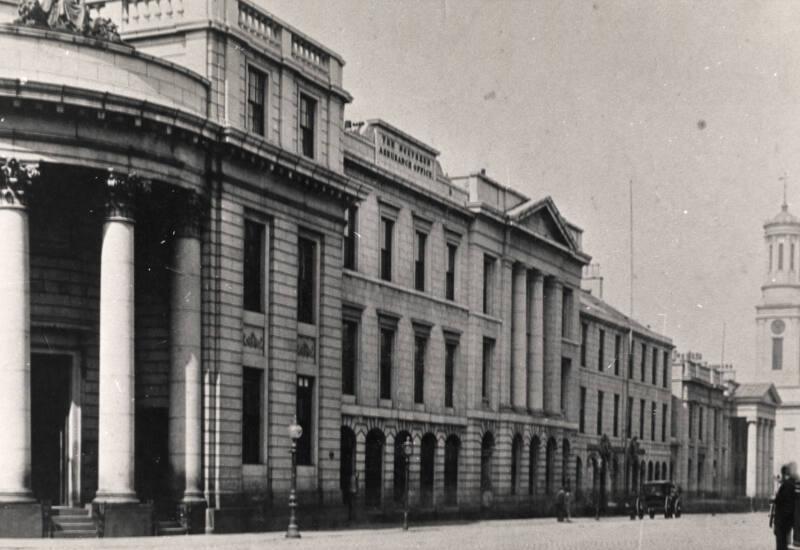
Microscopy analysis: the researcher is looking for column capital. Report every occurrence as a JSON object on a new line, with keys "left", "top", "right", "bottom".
{"left": 103, "top": 168, "right": 150, "bottom": 220}
{"left": 0, "top": 158, "right": 37, "bottom": 208}
{"left": 174, "top": 190, "right": 205, "bottom": 239}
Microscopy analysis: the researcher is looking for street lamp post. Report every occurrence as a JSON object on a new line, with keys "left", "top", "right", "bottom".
{"left": 287, "top": 418, "right": 303, "bottom": 539}
{"left": 402, "top": 436, "right": 413, "bottom": 531}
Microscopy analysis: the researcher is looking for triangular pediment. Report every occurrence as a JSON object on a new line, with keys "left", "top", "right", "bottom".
{"left": 508, "top": 197, "right": 576, "bottom": 250}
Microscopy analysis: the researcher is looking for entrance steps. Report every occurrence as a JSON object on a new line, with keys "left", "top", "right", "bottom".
{"left": 50, "top": 506, "right": 98, "bottom": 538}
{"left": 155, "top": 519, "right": 188, "bottom": 536}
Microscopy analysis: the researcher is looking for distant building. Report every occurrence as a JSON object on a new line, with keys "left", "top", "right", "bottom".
{"left": 577, "top": 291, "right": 674, "bottom": 508}
{"left": 671, "top": 353, "right": 778, "bottom": 499}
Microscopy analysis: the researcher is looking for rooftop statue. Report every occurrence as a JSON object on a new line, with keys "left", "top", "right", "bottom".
{"left": 15, "top": 0, "right": 123, "bottom": 43}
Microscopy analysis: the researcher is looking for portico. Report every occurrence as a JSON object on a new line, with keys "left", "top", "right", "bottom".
{"left": 728, "top": 384, "right": 779, "bottom": 499}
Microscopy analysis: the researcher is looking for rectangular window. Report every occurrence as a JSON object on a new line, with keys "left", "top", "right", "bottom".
{"left": 380, "top": 217, "right": 394, "bottom": 282}
{"left": 297, "top": 236, "right": 316, "bottom": 324}
{"left": 445, "top": 341, "right": 457, "bottom": 408}
{"left": 639, "top": 399, "right": 645, "bottom": 439}
{"left": 652, "top": 348, "right": 658, "bottom": 385}
{"left": 626, "top": 396, "right": 633, "bottom": 438}
{"left": 247, "top": 66, "right": 266, "bottom": 136}
{"left": 343, "top": 205, "right": 358, "bottom": 270}
{"left": 579, "top": 386, "right": 586, "bottom": 433}
{"left": 414, "top": 335, "right": 426, "bottom": 404}
{"left": 662, "top": 403, "right": 668, "bottom": 442}
{"left": 773, "top": 337, "right": 784, "bottom": 370}
{"left": 613, "top": 394, "right": 620, "bottom": 437}
{"left": 243, "top": 220, "right": 265, "bottom": 313}
{"left": 779, "top": 242, "right": 784, "bottom": 270}
{"left": 580, "top": 322, "right": 588, "bottom": 367}
{"left": 651, "top": 402, "right": 657, "bottom": 441}
{"left": 482, "top": 338, "right": 494, "bottom": 402}
{"left": 380, "top": 327, "right": 394, "bottom": 400}
{"left": 698, "top": 405, "right": 704, "bottom": 441}
{"left": 242, "top": 367, "right": 262, "bottom": 464}
{"left": 714, "top": 409, "right": 719, "bottom": 442}
{"left": 663, "top": 350, "right": 670, "bottom": 387}
{"left": 299, "top": 93, "right": 316, "bottom": 158}
{"left": 482, "top": 255, "right": 495, "bottom": 315}
{"left": 446, "top": 243, "right": 457, "bottom": 301}
{"left": 689, "top": 404, "right": 694, "bottom": 439}
{"left": 597, "top": 391, "right": 604, "bottom": 435}
{"left": 341, "top": 319, "right": 358, "bottom": 395}
{"left": 598, "top": 329, "right": 605, "bottom": 372}
{"left": 296, "top": 375, "right": 314, "bottom": 465}
{"left": 640, "top": 343, "right": 647, "bottom": 382}
{"left": 628, "top": 338, "right": 634, "bottom": 379}
{"left": 562, "top": 288, "right": 573, "bottom": 338}
{"left": 414, "top": 231, "right": 427, "bottom": 291}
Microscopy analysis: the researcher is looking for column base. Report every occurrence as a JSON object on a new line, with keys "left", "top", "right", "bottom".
{"left": 92, "top": 502, "right": 153, "bottom": 537}
{"left": 0, "top": 502, "right": 44, "bottom": 538}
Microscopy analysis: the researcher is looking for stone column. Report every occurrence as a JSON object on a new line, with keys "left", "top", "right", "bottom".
{"left": 434, "top": 436, "right": 445, "bottom": 507}
{"left": 499, "top": 260, "right": 513, "bottom": 407}
{"left": 355, "top": 431, "right": 366, "bottom": 503}
{"left": 746, "top": 419, "right": 758, "bottom": 498}
{"left": 95, "top": 171, "right": 140, "bottom": 503}
{"left": 769, "top": 422, "right": 775, "bottom": 490}
{"left": 511, "top": 264, "right": 528, "bottom": 409}
{"left": 543, "top": 278, "right": 563, "bottom": 415}
{"left": 528, "top": 272, "right": 545, "bottom": 411}
{"left": 0, "top": 160, "right": 34, "bottom": 502}
{"left": 169, "top": 192, "right": 205, "bottom": 503}
{"left": 384, "top": 433, "right": 395, "bottom": 505}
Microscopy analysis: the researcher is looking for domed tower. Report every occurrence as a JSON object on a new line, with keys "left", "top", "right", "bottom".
{"left": 753, "top": 197, "right": 800, "bottom": 386}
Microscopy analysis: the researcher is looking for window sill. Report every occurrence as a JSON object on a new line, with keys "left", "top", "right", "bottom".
{"left": 379, "top": 398, "right": 393, "bottom": 408}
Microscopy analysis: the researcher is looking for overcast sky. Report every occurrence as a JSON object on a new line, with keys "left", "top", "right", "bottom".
{"left": 264, "top": 0, "right": 800, "bottom": 372}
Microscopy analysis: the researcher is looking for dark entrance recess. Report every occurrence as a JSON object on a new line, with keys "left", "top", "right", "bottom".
{"left": 393, "top": 431, "right": 411, "bottom": 504}
{"left": 364, "top": 429, "right": 384, "bottom": 507}
{"left": 31, "top": 354, "right": 72, "bottom": 505}
{"left": 135, "top": 407, "right": 169, "bottom": 502}
{"left": 444, "top": 435, "right": 460, "bottom": 506}
{"left": 420, "top": 434, "right": 436, "bottom": 508}
{"left": 340, "top": 427, "right": 356, "bottom": 505}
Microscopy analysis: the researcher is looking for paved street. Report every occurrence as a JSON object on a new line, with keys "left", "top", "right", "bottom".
{"left": 0, "top": 513, "right": 775, "bottom": 550}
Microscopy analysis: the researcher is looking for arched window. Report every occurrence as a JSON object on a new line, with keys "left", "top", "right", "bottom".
{"left": 647, "top": 461, "right": 653, "bottom": 481}
{"left": 444, "top": 435, "right": 460, "bottom": 506}
{"left": 481, "top": 432, "right": 495, "bottom": 496}
{"left": 511, "top": 434, "right": 522, "bottom": 495}
{"left": 562, "top": 438, "right": 571, "bottom": 487}
{"left": 420, "top": 433, "right": 437, "bottom": 508}
{"left": 365, "top": 429, "right": 385, "bottom": 507}
{"left": 393, "top": 431, "right": 412, "bottom": 503}
{"left": 340, "top": 427, "right": 357, "bottom": 505}
{"left": 546, "top": 437, "right": 557, "bottom": 494}
{"left": 528, "top": 437, "right": 540, "bottom": 496}
{"left": 655, "top": 462, "right": 660, "bottom": 480}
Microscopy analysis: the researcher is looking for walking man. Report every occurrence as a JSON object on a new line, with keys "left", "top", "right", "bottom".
{"left": 556, "top": 485, "right": 566, "bottom": 522}
{"left": 773, "top": 464, "right": 795, "bottom": 550}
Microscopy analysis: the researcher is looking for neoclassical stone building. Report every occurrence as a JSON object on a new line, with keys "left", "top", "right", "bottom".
{"left": 0, "top": 0, "right": 693, "bottom": 539}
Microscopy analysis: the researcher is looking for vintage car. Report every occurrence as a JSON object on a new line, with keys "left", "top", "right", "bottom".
{"left": 630, "top": 481, "right": 682, "bottom": 519}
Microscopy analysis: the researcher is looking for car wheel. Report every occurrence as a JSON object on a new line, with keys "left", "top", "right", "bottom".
{"left": 637, "top": 499, "right": 644, "bottom": 519}
{"left": 664, "top": 497, "right": 671, "bottom": 519}
{"left": 674, "top": 500, "right": 681, "bottom": 518}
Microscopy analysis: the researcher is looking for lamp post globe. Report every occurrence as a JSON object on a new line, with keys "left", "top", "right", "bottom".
{"left": 286, "top": 418, "right": 303, "bottom": 539}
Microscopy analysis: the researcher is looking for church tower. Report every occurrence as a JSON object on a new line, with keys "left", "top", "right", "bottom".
{"left": 754, "top": 197, "right": 800, "bottom": 387}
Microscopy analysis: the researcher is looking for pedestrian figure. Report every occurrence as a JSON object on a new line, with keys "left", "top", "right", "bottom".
{"left": 556, "top": 486, "right": 566, "bottom": 522}
{"left": 773, "top": 464, "right": 795, "bottom": 550}
{"left": 564, "top": 483, "right": 572, "bottom": 523}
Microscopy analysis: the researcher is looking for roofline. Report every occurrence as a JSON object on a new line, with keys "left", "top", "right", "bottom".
{"left": 363, "top": 119, "right": 440, "bottom": 156}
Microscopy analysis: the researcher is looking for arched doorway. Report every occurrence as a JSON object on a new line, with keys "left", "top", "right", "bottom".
{"left": 528, "top": 436, "right": 540, "bottom": 496}
{"left": 340, "top": 427, "right": 356, "bottom": 505}
{"left": 365, "top": 429, "right": 385, "bottom": 507}
{"left": 545, "top": 437, "right": 557, "bottom": 494}
{"left": 511, "top": 434, "right": 522, "bottom": 495}
{"left": 562, "top": 438, "right": 571, "bottom": 487}
{"left": 393, "top": 431, "right": 412, "bottom": 504}
{"left": 655, "top": 462, "right": 660, "bottom": 480}
{"left": 481, "top": 432, "right": 495, "bottom": 505}
{"left": 611, "top": 457, "right": 619, "bottom": 497}
{"left": 640, "top": 460, "right": 646, "bottom": 489}
{"left": 444, "top": 435, "right": 460, "bottom": 506}
{"left": 647, "top": 461, "right": 653, "bottom": 481}
{"left": 420, "top": 433, "right": 436, "bottom": 508}
{"left": 575, "top": 456, "right": 583, "bottom": 497}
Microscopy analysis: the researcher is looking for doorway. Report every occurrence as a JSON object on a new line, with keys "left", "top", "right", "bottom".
{"left": 31, "top": 354, "right": 73, "bottom": 506}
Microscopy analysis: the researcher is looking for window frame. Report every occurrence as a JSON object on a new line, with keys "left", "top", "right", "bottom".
{"left": 243, "top": 219, "right": 266, "bottom": 314}
{"left": 246, "top": 64, "right": 268, "bottom": 137}
{"left": 598, "top": 328, "right": 605, "bottom": 373}
{"left": 298, "top": 91, "right": 318, "bottom": 159}
{"left": 414, "top": 230, "right": 427, "bottom": 292}
{"left": 343, "top": 204, "right": 358, "bottom": 271}
{"left": 444, "top": 332, "right": 459, "bottom": 409}
{"left": 379, "top": 215, "right": 395, "bottom": 282}
{"left": 378, "top": 313, "right": 399, "bottom": 401}
{"left": 296, "top": 375, "right": 315, "bottom": 466}
{"left": 296, "top": 234, "right": 319, "bottom": 326}
{"left": 481, "top": 337, "right": 494, "bottom": 404}
{"left": 597, "top": 390, "right": 604, "bottom": 435}
{"left": 579, "top": 386, "right": 586, "bottom": 434}
{"left": 242, "top": 366, "right": 263, "bottom": 464}
{"left": 341, "top": 306, "right": 362, "bottom": 396}
{"left": 445, "top": 241, "right": 458, "bottom": 301}
{"left": 482, "top": 254, "right": 496, "bottom": 315}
